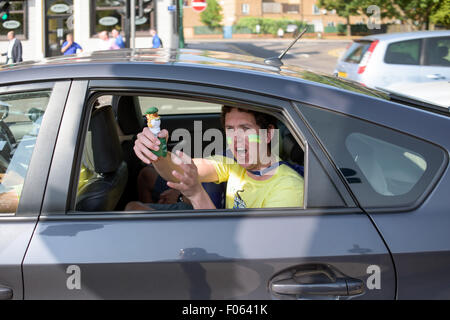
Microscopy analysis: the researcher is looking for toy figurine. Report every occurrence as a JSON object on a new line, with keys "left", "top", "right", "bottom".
{"left": 145, "top": 107, "right": 167, "bottom": 157}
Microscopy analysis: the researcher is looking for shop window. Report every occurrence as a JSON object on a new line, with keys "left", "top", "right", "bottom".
{"left": 0, "top": 1, "right": 28, "bottom": 40}
{"left": 90, "top": 0, "right": 154, "bottom": 37}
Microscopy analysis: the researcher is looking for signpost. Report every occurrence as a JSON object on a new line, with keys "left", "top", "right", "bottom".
{"left": 191, "top": 0, "right": 207, "bottom": 12}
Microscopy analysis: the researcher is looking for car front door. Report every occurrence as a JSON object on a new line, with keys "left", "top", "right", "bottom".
{"left": 22, "top": 80, "right": 395, "bottom": 299}
{"left": 0, "top": 81, "right": 70, "bottom": 300}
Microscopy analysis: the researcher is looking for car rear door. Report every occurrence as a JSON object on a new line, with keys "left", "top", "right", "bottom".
{"left": 22, "top": 80, "right": 395, "bottom": 299}
{"left": 0, "top": 81, "right": 70, "bottom": 300}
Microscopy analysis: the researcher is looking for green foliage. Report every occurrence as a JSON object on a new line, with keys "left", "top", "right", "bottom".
{"left": 318, "top": 0, "right": 444, "bottom": 30}
{"left": 337, "top": 23, "right": 347, "bottom": 34}
{"left": 318, "top": 0, "right": 361, "bottom": 18}
{"left": 200, "top": 0, "right": 223, "bottom": 29}
{"left": 357, "top": 0, "right": 443, "bottom": 30}
{"left": 431, "top": 0, "right": 450, "bottom": 28}
{"left": 235, "top": 17, "right": 309, "bottom": 35}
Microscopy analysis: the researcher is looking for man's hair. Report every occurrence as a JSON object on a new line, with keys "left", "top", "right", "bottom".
{"left": 8, "top": 30, "right": 15, "bottom": 37}
{"left": 221, "top": 106, "right": 278, "bottom": 130}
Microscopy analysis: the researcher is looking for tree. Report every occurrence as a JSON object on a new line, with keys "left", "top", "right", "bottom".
{"left": 431, "top": 0, "right": 450, "bottom": 28}
{"left": 200, "top": 0, "right": 223, "bottom": 29}
{"left": 362, "top": 0, "right": 443, "bottom": 30}
{"left": 318, "top": 0, "right": 362, "bottom": 35}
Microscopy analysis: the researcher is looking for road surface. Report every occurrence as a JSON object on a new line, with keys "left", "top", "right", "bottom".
{"left": 185, "top": 39, "right": 351, "bottom": 75}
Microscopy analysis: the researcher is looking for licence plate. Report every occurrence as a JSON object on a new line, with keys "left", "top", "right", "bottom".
{"left": 338, "top": 71, "right": 347, "bottom": 78}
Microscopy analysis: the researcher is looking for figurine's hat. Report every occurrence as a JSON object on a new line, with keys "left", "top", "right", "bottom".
{"left": 145, "top": 107, "right": 159, "bottom": 114}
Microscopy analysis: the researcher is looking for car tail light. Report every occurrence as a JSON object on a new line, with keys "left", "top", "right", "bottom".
{"left": 357, "top": 40, "right": 379, "bottom": 74}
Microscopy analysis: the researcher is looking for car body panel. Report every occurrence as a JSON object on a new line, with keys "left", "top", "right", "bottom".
{"left": 23, "top": 212, "right": 395, "bottom": 299}
{"left": 0, "top": 81, "right": 71, "bottom": 300}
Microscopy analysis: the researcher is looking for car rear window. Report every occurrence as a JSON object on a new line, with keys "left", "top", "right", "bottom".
{"left": 297, "top": 103, "right": 446, "bottom": 209}
{"left": 343, "top": 41, "right": 372, "bottom": 64}
{"left": 385, "top": 39, "right": 421, "bottom": 65}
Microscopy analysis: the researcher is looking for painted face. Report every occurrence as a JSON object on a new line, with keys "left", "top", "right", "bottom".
{"left": 224, "top": 108, "right": 271, "bottom": 170}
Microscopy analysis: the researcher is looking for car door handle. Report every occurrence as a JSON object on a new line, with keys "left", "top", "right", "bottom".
{"left": 271, "top": 277, "right": 364, "bottom": 297}
{"left": 0, "top": 285, "right": 13, "bottom": 300}
{"left": 426, "top": 74, "right": 445, "bottom": 80}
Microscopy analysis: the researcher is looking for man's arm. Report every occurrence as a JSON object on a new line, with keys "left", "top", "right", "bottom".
{"left": 61, "top": 41, "right": 70, "bottom": 53}
{"left": 134, "top": 127, "right": 218, "bottom": 183}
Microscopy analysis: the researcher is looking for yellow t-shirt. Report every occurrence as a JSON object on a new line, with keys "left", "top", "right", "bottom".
{"left": 208, "top": 155, "right": 304, "bottom": 209}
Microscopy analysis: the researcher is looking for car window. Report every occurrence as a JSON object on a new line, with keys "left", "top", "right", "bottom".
{"left": 74, "top": 95, "right": 305, "bottom": 212}
{"left": 298, "top": 103, "right": 446, "bottom": 209}
{"left": 424, "top": 36, "right": 450, "bottom": 66}
{"left": 385, "top": 39, "right": 421, "bottom": 65}
{"left": 138, "top": 97, "right": 222, "bottom": 115}
{"left": 0, "top": 90, "right": 51, "bottom": 214}
{"left": 344, "top": 41, "right": 372, "bottom": 64}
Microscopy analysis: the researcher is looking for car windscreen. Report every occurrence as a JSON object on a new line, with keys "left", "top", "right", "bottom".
{"left": 343, "top": 41, "right": 372, "bottom": 64}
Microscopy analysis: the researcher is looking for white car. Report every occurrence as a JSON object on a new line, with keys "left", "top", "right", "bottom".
{"left": 334, "top": 30, "right": 450, "bottom": 89}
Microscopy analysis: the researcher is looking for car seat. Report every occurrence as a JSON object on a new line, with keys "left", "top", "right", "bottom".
{"left": 76, "top": 105, "right": 128, "bottom": 211}
{"left": 112, "top": 95, "right": 146, "bottom": 208}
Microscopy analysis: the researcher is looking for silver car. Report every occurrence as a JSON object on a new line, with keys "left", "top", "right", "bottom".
{"left": 334, "top": 30, "right": 450, "bottom": 89}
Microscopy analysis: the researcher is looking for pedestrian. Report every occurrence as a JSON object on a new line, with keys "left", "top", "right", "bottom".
{"left": 61, "top": 33, "right": 83, "bottom": 55}
{"left": 277, "top": 28, "right": 284, "bottom": 38}
{"left": 98, "top": 30, "right": 120, "bottom": 51}
{"left": 2, "top": 30, "right": 22, "bottom": 64}
{"left": 150, "top": 29, "right": 162, "bottom": 48}
{"left": 112, "top": 29, "right": 125, "bottom": 49}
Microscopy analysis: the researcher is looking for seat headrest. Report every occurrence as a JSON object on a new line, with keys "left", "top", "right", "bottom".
{"left": 282, "top": 134, "right": 304, "bottom": 165}
{"left": 113, "top": 95, "right": 144, "bottom": 135}
{"left": 277, "top": 121, "right": 304, "bottom": 165}
{"left": 89, "top": 105, "right": 123, "bottom": 173}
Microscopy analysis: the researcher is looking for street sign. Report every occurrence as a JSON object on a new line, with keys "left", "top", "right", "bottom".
{"left": 191, "top": 0, "right": 207, "bottom": 12}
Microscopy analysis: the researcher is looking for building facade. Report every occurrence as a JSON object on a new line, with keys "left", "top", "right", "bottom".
{"left": 0, "top": 0, "right": 179, "bottom": 62}
{"left": 183, "top": 0, "right": 374, "bottom": 38}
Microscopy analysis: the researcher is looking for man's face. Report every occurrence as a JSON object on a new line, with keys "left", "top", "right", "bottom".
{"left": 225, "top": 108, "right": 271, "bottom": 169}
{"left": 66, "top": 34, "right": 73, "bottom": 42}
{"left": 150, "top": 30, "right": 156, "bottom": 37}
{"left": 112, "top": 30, "right": 118, "bottom": 37}
{"left": 7, "top": 32, "right": 13, "bottom": 40}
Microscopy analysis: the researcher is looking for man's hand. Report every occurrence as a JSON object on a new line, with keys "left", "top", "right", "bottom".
{"left": 134, "top": 127, "right": 168, "bottom": 164}
{"left": 166, "top": 151, "right": 203, "bottom": 199}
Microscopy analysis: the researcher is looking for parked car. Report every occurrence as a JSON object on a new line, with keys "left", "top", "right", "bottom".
{"left": 0, "top": 49, "right": 449, "bottom": 300}
{"left": 334, "top": 30, "right": 450, "bottom": 89}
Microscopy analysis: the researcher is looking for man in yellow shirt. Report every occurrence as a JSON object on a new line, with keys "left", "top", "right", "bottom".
{"left": 127, "top": 106, "right": 303, "bottom": 210}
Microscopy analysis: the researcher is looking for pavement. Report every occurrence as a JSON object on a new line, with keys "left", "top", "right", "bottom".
{"left": 185, "top": 39, "right": 351, "bottom": 74}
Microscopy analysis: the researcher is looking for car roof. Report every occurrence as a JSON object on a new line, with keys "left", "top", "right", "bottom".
{"left": 356, "top": 30, "right": 450, "bottom": 43}
{"left": 0, "top": 48, "right": 387, "bottom": 99}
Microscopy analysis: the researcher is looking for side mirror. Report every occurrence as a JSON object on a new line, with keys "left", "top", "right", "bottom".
{"left": 28, "top": 107, "right": 45, "bottom": 123}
